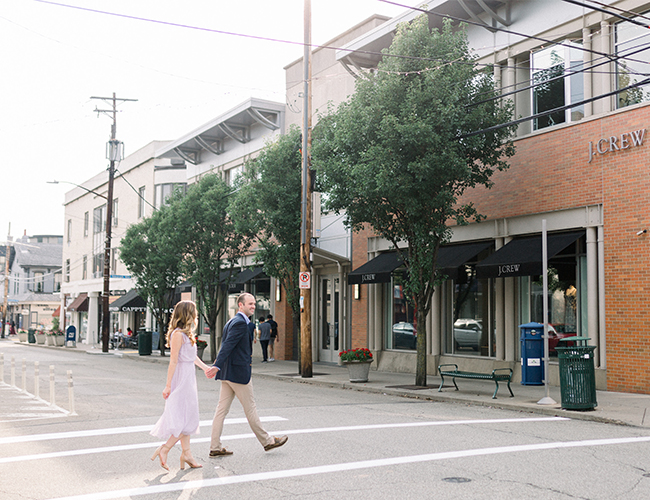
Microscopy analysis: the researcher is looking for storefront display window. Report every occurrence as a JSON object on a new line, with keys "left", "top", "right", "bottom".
{"left": 385, "top": 271, "right": 417, "bottom": 350}
{"left": 518, "top": 241, "right": 583, "bottom": 357}
{"left": 449, "top": 266, "right": 494, "bottom": 357}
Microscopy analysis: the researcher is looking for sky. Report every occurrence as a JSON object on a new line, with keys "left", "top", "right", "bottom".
{"left": 1, "top": 0, "right": 409, "bottom": 240}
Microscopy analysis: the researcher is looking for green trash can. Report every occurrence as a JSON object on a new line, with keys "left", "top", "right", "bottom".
{"left": 28, "top": 328, "right": 36, "bottom": 344}
{"left": 138, "top": 330, "right": 152, "bottom": 356}
{"left": 557, "top": 336, "right": 597, "bottom": 410}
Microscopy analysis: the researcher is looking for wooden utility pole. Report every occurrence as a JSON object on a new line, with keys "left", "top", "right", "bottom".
{"left": 300, "top": 0, "right": 313, "bottom": 377}
{"left": 90, "top": 93, "right": 136, "bottom": 353}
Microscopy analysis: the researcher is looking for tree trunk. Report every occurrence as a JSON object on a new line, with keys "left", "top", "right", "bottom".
{"left": 415, "top": 304, "right": 428, "bottom": 387}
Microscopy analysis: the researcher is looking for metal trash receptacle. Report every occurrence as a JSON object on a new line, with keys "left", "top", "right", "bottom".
{"left": 557, "top": 336, "right": 597, "bottom": 410}
{"left": 138, "top": 330, "right": 152, "bottom": 356}
{"left": 519, "top": 322, "right": 544, "bottom": 385}
{"left": 28, "top": 328, "right": 36, "bottom": 343}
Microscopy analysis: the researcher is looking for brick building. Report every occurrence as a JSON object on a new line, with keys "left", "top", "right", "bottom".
{"left": 278, "top": 1, "right": 650, "bottom": 394}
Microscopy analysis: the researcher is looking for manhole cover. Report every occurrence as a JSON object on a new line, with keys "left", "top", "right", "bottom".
{"left": 442, "top": 477, "right": 472, "bottom": 483}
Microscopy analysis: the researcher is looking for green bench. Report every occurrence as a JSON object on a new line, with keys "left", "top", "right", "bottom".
{"left": 438, "top": 364, "right": 514, "bottom": 399}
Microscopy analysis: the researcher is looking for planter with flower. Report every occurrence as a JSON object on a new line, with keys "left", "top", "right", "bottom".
{"left": 36, "top": 330, "right": 47, "bottom": 345}
{"left": 52, "top": 330, "right": 65, "bottom": 346}
{"left": 196, "top": 339, "right": 208, "bottom": 360}
{"left": 339, "top": 348, "right": 373, "bottom": 383}
{"left": 18, "top": 330, "right": 28, "bottom": 342}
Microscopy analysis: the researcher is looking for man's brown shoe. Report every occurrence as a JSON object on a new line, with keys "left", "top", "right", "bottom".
{"left": 264, "top": 435, "right": 288, "bottom": 452}
{"left": 209, "top": 448, "right": 233, "bottom": 457}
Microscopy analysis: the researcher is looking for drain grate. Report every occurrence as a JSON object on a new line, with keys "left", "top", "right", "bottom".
{"left": 442, "top": 477, "right": 472, "bottom": 483}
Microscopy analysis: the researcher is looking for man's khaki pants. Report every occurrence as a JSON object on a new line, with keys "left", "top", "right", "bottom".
{"left": 210, "top": 379, "right": 272, "bottom": 451}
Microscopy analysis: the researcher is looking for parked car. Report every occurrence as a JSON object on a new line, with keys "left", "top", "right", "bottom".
{"left": 392, "top": 322, "right": 417, "bottom": 350}
{"left": 453, "top": 319, "right": 483, "bottom": 351}
{"left": 547, "top": 324, "right": 576, "bottom": 355}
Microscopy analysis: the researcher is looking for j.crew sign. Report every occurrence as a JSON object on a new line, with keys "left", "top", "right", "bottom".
{"left": 588, "top": 128, "right": 646, "bottom": 163}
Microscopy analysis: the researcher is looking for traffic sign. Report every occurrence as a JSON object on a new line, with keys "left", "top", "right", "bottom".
{"left": 299, "top": 271, "right": 311, "bottom": 289}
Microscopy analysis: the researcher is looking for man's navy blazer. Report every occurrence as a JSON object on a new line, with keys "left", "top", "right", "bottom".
{"left": 214, "top": 313, "right": 253, "bottom": 385}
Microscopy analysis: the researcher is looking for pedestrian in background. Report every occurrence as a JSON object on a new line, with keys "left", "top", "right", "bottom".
{"left": 257, "top": 316, "right": 272, "bottom": 363}
{"left": 266, "top": 314, "right": 278, "bottom": 361}
{"left": 206, "top": 292, "right": 288, "bottom": 456}
{"left": 150, "top": 300, "right": 213, "bottom": 471}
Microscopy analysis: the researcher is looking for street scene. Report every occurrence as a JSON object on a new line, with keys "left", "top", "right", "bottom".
{"left": 2, "top": 340, "right": 650, "bottom": 500}
{"left": 4, "top": 1, "right": 650, "bottom": 498}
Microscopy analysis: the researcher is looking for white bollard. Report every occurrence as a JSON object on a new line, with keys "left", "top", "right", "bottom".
{"left": 22, "top": 358, "right": 26, "bottom": 392}
{"left": 11, "top": 356, "right": 15, "bottom": 387}
{"left": 67, "top": 370, "right": 76, "bottom": 415}
{"left": 35, "top": 361, "right": 40, "bottom": 399}
{"left": 49, "top": 365, "right": 55, "bottom": 407}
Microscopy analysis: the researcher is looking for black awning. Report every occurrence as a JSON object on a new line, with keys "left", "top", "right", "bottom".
{"left": 108, "top": 289, "right": 147, "bottom": 313}
{"left": 476, "top": 231, "right": 584, "bottom": 279}
{"left": 436, "top": 241, "right": 493, "bottom": 279}
{"left": 348, "top": 252, "right": 404, "bottom": 285}
{"left": 67, "top": 293, "right": 88, "bottom": 312}
{"left": 234, "top": 266, "right": 266, "bottom": 284}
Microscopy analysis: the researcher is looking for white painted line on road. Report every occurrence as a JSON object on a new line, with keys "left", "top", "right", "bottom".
{"left": 47, "top": 434, "right": 650, "bottom": 500}
{"left": 0, "top": 416, "right": 567, "bottom": 464}
{"left": 0, "top": 416, "right": 287, "bottom": 445}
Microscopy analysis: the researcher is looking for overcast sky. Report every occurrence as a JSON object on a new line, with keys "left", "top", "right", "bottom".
{"left": 1, "top": 0, "right": 408, "bottom": 240}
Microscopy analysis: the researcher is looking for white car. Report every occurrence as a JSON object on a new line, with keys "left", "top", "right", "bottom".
{"left": 453, "top": 319, "right": 483, "bottom": 351}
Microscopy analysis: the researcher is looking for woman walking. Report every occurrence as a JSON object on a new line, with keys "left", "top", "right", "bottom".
{"left": 150, "top": 300, "right": 212, "bottom": 470}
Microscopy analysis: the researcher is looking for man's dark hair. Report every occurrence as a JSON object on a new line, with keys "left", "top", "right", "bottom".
{"left": 267, "top": 314, "right": 273, "bottom": 319}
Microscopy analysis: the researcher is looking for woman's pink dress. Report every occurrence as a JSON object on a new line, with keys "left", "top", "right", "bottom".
{"left": 150, "top": 331, "right": 200, "bottom": 439}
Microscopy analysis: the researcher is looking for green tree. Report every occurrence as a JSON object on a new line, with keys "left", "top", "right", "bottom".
{"left": 168, "top": 174, "right": 251, "bottom": 361}
{"left": 231, "top": 127, "right": 303, "bottom": 347}
{"left": 120, "top": 204, "right": 185, "bottom": 356}
{"left": 312, "top": 17, "right": 516, "bottom": 386}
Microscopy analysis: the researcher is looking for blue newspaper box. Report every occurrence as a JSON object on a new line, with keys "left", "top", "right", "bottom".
{"left": 520, "top": 322, "right": 544, "bottom": 385}
{"left": 65, "top": 325, "right": 77, "bottom": 347}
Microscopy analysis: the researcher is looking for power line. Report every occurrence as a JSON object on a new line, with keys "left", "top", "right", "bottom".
{"left": 459, "top": 76, "right": 650, "bottom": 139}
{"left": 585, "top": 0, "right": 650, "bottom": 23}
{"left": 377, "top": 0, "right": 650, "bottom": 67}
{"left": 470, "top": 39, "right": 650, "bottom": 108}
{"left": 32, "top": 0, "right": 650, "bottom": 77}
{"left": 561, "top": 0, "right": 650, "bottom": 28}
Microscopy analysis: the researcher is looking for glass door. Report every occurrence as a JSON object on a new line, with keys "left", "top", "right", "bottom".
{"left": 319, "top": 276, "right": 340, "bottom": 362}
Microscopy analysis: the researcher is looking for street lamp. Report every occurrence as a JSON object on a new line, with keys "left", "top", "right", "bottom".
{"left": 47, "top": 180, "right": 108, "bottom": 200}
{"left": 48, "top": 174, "right": 116, "bottom": 352}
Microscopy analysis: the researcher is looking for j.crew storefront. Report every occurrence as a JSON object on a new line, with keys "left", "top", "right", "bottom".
{"left": 343, "top": 104, "right": 650, "bottom": 394}
{"left": 350, "top": 205, "right": 604, "bottom": 388}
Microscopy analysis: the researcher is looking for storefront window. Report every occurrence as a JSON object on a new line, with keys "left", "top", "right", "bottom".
{"left": 450, "top": 266, "right": 494, "bottom": 357}
{"left": 251, "top": 278, "right": 271, "bottom": 320}
{"left": 518, "top": 241, "right": 582, "bottom": 357}
{"left": 386, "top": 271, "right": 417, "bottom": 350}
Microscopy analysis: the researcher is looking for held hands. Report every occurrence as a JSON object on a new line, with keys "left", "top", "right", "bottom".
{"left": 205, "top": 366, "right": 219, "bottom": 379}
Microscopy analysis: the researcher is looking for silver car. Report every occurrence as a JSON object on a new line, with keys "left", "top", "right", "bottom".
{"left": 453, "top": 319, "right": 483, "bottom": 351}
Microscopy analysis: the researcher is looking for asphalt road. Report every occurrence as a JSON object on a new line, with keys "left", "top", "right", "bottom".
{"left": 2, "top": 342, "right": 650, "bottom": 499}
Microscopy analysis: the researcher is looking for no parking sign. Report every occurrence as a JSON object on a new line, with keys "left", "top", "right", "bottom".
{"left": 299, "top": 271, "right": 311, "bottom": 289}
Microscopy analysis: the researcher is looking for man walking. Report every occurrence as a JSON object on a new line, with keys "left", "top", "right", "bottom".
{"left": 206, "top": 292, "right": 288, "bottom": 456}
{"left": 257, "top": 315, "right": 271, "bottom": 363}
{"left": 267, "top": 314, "right": 278, "bottom": 361}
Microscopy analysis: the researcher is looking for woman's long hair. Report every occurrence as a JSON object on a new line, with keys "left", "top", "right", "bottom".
{"left": 166, "top": 300, "right": 197, "bottom": 347}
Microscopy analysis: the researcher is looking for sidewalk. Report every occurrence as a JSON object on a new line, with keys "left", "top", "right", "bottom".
{"left": 5, "top": 336, "right": 650, "bottom": 429}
